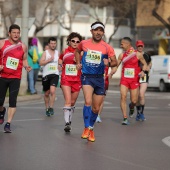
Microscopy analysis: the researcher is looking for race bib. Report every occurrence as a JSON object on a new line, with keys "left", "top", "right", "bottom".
{"left": 86, "top": 50, "right": 101, "bottom": 64}
{"left": 124, "top": 68, "right": 135, "bottom": 78}
{"left": 65, "top": 64, "right": 77, "bottom": 76}
{"left": 6, "top": 57, "right": 19, "bottom": 70}
{"left": 48, "top": 64, "right": 57, "bottom": 71}
{"left": 139, "top": 74, "right": 147, "bottom": 83}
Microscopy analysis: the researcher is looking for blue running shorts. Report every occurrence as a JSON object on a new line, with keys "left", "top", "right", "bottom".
{"left": 81, "top": 74, "right": 105, "bottom": 95}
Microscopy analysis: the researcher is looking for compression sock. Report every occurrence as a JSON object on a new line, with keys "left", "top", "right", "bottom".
{"left": 136, "top": 105, "right": 141, "bottom": 114}
{"left": 89, "top": 111, "right": 98, "bottom": 129}
{"left": 69, "top": 106, "right": 75, "bottom": 124}
{"left": 63, "top": 107, "right": 71, "bottom": 123}
{"left": 140, "top": 105, "right": 145, "bottom": 114}
{"left": 83, "top": 105, "right": 91, "bottom": 128}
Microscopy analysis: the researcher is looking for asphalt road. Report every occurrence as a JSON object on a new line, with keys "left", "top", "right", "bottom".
{"left": 0, "top": 81, "right": 170, "bottom": 170}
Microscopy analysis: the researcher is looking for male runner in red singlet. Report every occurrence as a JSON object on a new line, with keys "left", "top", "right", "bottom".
{"left": 110, "top": 37, "right": 147, "bottom": 125}
{"left": 0, "top": 24, "right": 31, "bottom": 133}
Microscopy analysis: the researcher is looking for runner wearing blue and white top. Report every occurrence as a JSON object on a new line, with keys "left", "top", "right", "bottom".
{"left": 75, "top": 21, "right": 117, "bottom": 142}
{"left": 40, "top": 37, "right": 59, "bottom": 116}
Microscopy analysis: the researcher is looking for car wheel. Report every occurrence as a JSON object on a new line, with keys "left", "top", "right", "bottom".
{"left": 159, "top": 80, "right": 167, "bottom": 92}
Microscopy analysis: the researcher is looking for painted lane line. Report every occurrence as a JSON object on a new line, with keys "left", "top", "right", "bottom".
{"left": 12, "top": 118, "right": 44, "bottom": 122}
{"left": 162, "top": 136, "right": 170, "bottom": 147}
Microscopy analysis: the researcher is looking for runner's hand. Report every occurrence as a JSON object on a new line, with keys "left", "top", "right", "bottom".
{"left": 25, "top": 66, "right": 32, "bottom": 72}
{"left": 103, "top": 58, "right": 109, "bottom": 66}
{"left": 138, "top": 71, "right": 145, "bottom": 78}
{"left": 76, "top": 64, "right": 82, "bottom": 70}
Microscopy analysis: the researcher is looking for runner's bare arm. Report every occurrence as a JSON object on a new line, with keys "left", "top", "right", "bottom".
{"left": 75, "top": 48, "right": 82, "bottom": 70}
{"left": 58, "top": 58, "right": 63, "bottom": 71}
{"left": 22, "top": 44, "right": 32, "bottom": 72}
{"left": 0, "top": 40, "right": 5, "bottom": 70}
{"left": 110, "top": 53, "right": 123, "bottom": 75}
{"left": 109, "top": 55, "right": 117, "bottom": 67}
{"left": 0, "top": 39, "right": 5, "bottom": 49}
{"left": 39, "top": 51, "right": 54, "bottom": 66}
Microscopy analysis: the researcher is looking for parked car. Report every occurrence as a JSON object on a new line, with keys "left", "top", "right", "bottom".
{"left": 148, "top": 55, "right": 170, "bottom": 92}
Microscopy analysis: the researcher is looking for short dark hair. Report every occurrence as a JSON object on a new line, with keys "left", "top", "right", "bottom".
{"left": 48, "top": 37, "right": 57, "bottom": 43}
{"left": 122, "top": 37, "right": 132, "bottom": 43}
{"left": 66, "top": 32, "right": 82, "bottom": 45}
{"left": 9, "top": 24, "right": 20, "bottom": 32}
{"left": 91, "top": 21, "right": 105, "bottom": 29}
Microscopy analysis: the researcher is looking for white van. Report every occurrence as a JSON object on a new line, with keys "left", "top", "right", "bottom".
{"left": 148, "top": 55, "right": 170, "bottom": 91}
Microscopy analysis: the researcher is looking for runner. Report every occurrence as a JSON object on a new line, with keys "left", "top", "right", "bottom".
{"left": 110, "top": 37, "right": 147, "bottom": 125}
{"left": 39, "top": 37, "right": 59, "bottom": 116}
{"left": 0, "top": 24, "right": 31, "bottom": 133}
{"left": 75, "top": 21, "right": 117, "bottom": 142}
{"left": 58, "top": 32, "right": 82, "bottom": 132}
{"left": 135, "top": 40, "right": 152, "bottom": 121}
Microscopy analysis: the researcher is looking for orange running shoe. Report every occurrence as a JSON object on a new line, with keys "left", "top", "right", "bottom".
{"left": 81, "top": 128, "right": 90, "bottom": 139}
{"left": 88, "top": 129, "right": 95, "bottom": 142}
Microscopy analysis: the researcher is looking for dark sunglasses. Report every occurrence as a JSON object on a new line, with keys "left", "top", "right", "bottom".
{"left": 137, "top": 45, "right": 143, "bottom": 48}
{"left": 71, "top": 39, "right": 80, "bottom": 44}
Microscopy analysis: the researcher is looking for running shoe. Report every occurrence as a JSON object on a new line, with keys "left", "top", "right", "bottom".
{"left": 87, "top": 129, "right": 95, "bottom": 142}
{"left": 129, "top": 104, "right": 134, "bottom": 118}
{"left": 96, "top": 115, "right": 102, "bottom": 123}
{"left": 64, "top": 122, "right": 71, "bottom": 132}
{"left": 4, "top": 122, "right": 11, "bottom": 133}
{"left": 136, "top": 113, "right": 141, "bottom": 121}
{"left": 46, "top": 108, "right": 50, "bottom": 117}
{"left": 0, "top": 107, "right": 6, "bottom": 125}
{"left": 140, "top": 113, "right": 146, "bottom": 121}
{"left": 49, "top": 108, "right": 54, "bottom": 115}
{"left": 81, "top": 128, "right": 90, "bottom": 139}
{"left": 122, "top": 118, "right": 130, "bottom": 125}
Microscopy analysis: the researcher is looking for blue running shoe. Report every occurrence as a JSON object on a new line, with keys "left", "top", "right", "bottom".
{"left": 140, "top": 113, "right": 146, "bottom": 121}
{"left": 136, "top": 113, "right": 141, "bottom": 121}
{"left": 122, "top": 118, "right": 130, "bottom": 125}
{"left": 96, "top": 115, "right": 102, "bottom": 123}
{"left": 4, "top": 122, "right": 11, "bottom": 133}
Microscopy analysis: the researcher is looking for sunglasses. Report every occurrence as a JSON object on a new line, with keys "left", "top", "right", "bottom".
{"left": 71, "top": 39, "right": 80, "bottom": 44}
{"left": 137, "top": 45, "right": 143, "bottom": 48}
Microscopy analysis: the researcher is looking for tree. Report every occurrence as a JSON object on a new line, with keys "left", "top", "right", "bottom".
{"left": 75, "top": 0, "right": 136, "bottom": 43}
{"left": 152, "top": 0, "right": 170, "bottom": 32}
{"left": 1, "top": 0, "right": 22, "bottom": 36}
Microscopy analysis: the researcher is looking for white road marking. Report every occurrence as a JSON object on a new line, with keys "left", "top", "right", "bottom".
{"left": 18, "top": 106, "right": 168, "bottom": 110}
{"left": 162, "top": 136, "right": 170, "bottom": 147}
{"left": 12, "top": 118, "right": 44, "bottom": 122}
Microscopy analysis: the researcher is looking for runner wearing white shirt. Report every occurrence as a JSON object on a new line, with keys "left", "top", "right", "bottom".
{"left": 40, "top": 37, "right": 59, "bottom": 116}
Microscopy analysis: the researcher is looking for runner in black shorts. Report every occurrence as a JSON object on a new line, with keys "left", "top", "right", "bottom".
{"left": 40, "top": 37, "right": 59, "bottom": 116}
{"left": 0, "top": 24, "right": 31, "bottom": 133}
{"left": 135, "top": 40, "right": 152, "bottom": 121}
{"left": 42, "top": 74, "right": 59, "bottom": 92}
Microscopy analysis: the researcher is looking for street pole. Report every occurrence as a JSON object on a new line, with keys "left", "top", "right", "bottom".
{"left": 20, "top": 0, "right": 29, "bottom": 95}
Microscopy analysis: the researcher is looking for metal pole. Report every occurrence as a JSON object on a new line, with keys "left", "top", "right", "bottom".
{"left": 20, "top": 0, "right": 29, "bottom": 95}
